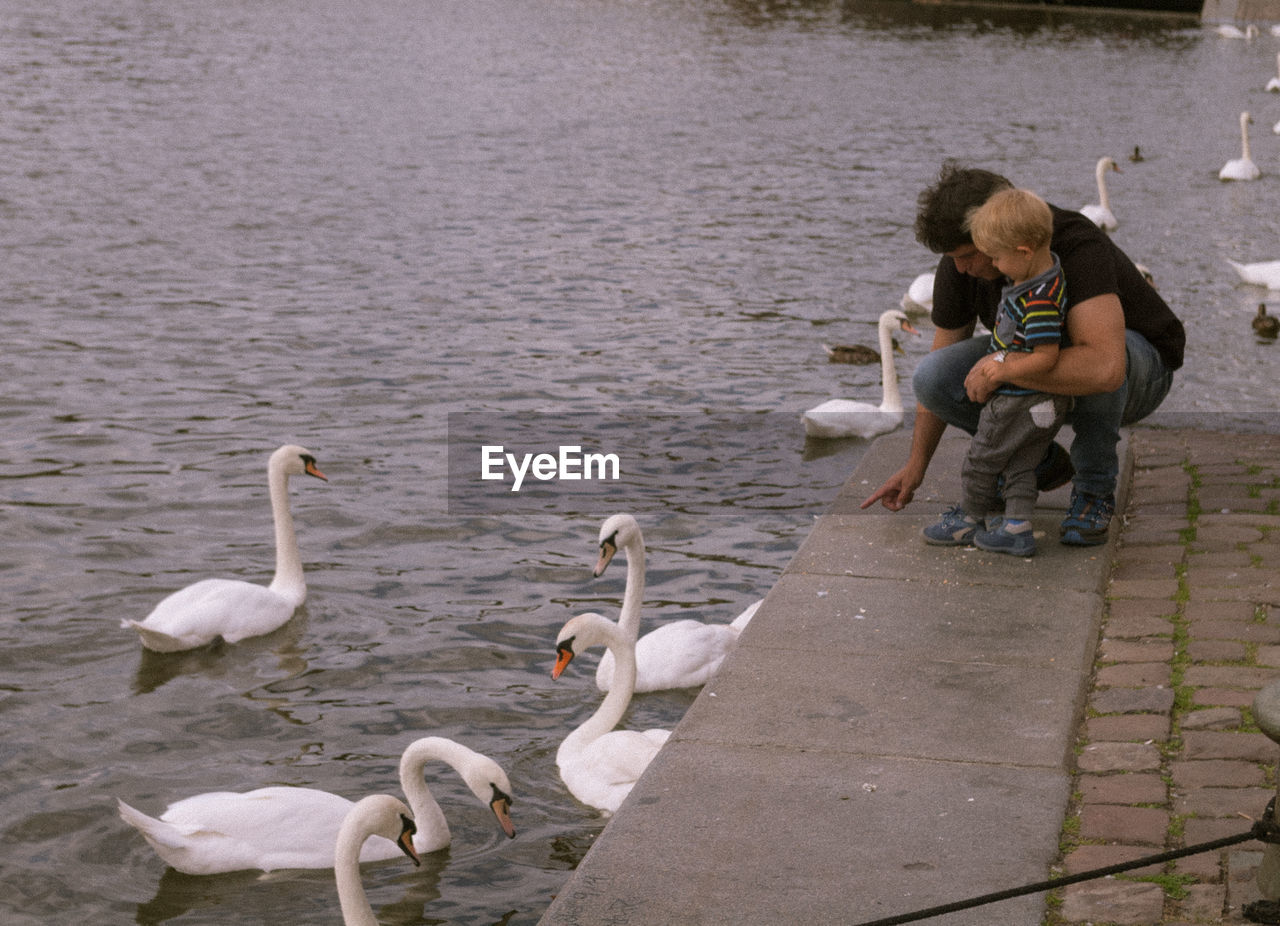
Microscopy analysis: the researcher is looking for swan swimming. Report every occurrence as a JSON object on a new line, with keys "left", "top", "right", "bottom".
{"left": 122, "top": 444, "right": 327, "bottom": 652}
{"left": 1220, "top": 111, "right": 1260, "bottom": 181}
{"left": 590, "top": 513, "right": 760, "bottom": 693}
{"left": 116, "top": 736, "right": 514, "bottom": 873}
{"left": 334, "top": 795, "right": 420, "bottom": 926}
{"left": 900, "top": 271, "right": 935, "bottom": 314}
{"left": 552, "top": 611, "right": 670, "bottom": 814}
{"left": 1080, "top": 156, "right": 1121, "bottom": 231}
{"left": 802, "top": 308, "right": 919, "bottom": 439}
{"left": 1228, "top": 259, "right": 1280, "bottom": 290}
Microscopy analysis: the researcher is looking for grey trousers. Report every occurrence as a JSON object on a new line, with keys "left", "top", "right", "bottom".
{"left": 962, "top": 392, "right": 1071, "bottom": 522}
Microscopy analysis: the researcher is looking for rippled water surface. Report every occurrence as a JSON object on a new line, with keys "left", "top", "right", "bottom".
{"left": 3, "top": 0, "right": 1277, "bottom": 923}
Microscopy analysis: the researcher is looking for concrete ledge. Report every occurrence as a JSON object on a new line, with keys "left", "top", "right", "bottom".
{"left": 539, "top": 431, "right": 1129, "bottom": 926}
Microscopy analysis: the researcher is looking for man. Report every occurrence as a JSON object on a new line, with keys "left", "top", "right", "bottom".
{"left": 862, "top": 162, "right": 1185, "bottom": 546}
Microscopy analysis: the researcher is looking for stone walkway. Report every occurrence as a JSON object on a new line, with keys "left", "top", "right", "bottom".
{"left": 1056, "top": 427, "right": 1280, "bottom": 925}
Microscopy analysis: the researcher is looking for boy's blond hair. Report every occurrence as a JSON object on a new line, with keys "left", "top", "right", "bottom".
{"left": 964, "top": 188, "right": 1053, "bottom": 255}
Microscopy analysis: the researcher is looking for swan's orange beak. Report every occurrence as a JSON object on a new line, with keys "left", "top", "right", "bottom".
{"left": 552, "top": 639, "right": 575, "bottom": 680}
{"left": 397, "top": 814, "right": 421, "bottom": 867}
{"left": 593, "top": 538, "right": 617, "bottom": 577}
{"left": 490, "top": 787, "right": 516, "bottom": 839}
{"left": 304, "top": 460, "right": 328, "bottom": 481}
{"left": 899, "top": 319, "right": 921, "bottom": 338}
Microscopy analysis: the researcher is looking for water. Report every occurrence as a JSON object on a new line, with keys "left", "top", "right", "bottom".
{"left": 2, "top": 0, "right": 1277, "bottom": 923}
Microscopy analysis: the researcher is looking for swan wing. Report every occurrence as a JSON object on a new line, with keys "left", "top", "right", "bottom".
{"left": 802, "top": 399, "right": 901, "bottom": 439}
{"left": 125, "top": 578, "right": 297, "bottom": 651}
{"left": 561, "top": 729, "right": 669, "bottom": 813}
{"left": 1229, "top": 260, "right": 1280, "bottom": 288}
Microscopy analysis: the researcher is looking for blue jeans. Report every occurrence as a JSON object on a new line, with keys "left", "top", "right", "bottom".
{"left": 913, "top": 330, "right": 1174, "bottom": 497}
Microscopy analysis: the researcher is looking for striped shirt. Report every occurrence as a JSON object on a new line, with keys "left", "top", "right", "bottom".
{"left": 989, "top": 253, "right": 1066, "bottom": 397}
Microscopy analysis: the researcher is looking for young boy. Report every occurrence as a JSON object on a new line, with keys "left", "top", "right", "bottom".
{"left": 922, "top": 188, "right": 1071, "bottom": 557}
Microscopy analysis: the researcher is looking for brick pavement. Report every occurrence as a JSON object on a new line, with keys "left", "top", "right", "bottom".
{"left": 1053, "top": 428, "right": 1280, "bottom": 926}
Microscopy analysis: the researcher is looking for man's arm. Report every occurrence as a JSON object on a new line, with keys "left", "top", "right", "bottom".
{"left": 964, "top": 293, "right": 1126, "bottom": 402}
{"left": 861, "top": 322, "right": 974, "bottom": 511}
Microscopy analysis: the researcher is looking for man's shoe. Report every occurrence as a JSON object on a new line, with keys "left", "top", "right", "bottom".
{"left": 1060, "top": 490, "right": 1115, "bottom": 546}
{"left": 923, "top": 505, "right": 979, "bottom": 546}
{"left": 975, "top": 517, "right": 1037, "bottom": 556}
{"left": 1036, "top": 441, "right": 1074, "bottom": 492}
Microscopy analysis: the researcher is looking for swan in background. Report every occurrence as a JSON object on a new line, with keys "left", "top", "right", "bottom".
{"left": 1228, "top": 259, "right": 1280, "bottom": 290}
{"left": 1216, "top": 23, "right": 1259, "bottom": 38}
{"left": 1081, "top": 156, "right": 1121, "bottom": 231}
{"left": 900, "top": 271, "right": 935, "bottom": 314}
{"left": 1268, "top": 53, "right": 1280, "bottom": 91}
{"left": 335, "top": 796, "right": 420, "bottom": 926}
{"left": 803, "top": 308, "right": 919, "bottom": 439}
{"left": 116, "top": 736, "right": 515, "bottom": 873}
{"left": 1220, "top": 112, "right": 1260, "bottom": 181}
{"left": 1254, "top": 304, "right": 1280, "bottom": 338}
{"left": 590, "top": 513, "right": 761, "bottom": 692}
{"left": 122, "top": 444, "right": 327, "bottom": 652}
{"left": 552, "top": 611, "right": 670, "bottom": 814}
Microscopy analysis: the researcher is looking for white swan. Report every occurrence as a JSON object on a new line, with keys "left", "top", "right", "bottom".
{"left": 590, "top": 513, "right": 760, "bottom": 693}
{"left": 900, "top": 271, "right": 935, "bottom": 314}
{"left": 552, "top": 611, "right": 670, "bottom": 814}
{"left": 1267, "top": 53, "right": 1280, "bottom": 91}
{"left": 1216, "top": 23, "right": 1259, "bottom": 38}
{"left": 116, "top": 736, "right": 515, "bottom": 874}
{"left": 335, "top": 795, "right": 420, "bottom": 926}
{"left": 121, "top": 444, "right": 328, "bottom": 652}
{"left": 802, "top": 308, "right": 919, "bottom": 439}
{"left": 1220, "top": 112, "right": 1260, "bottom": 181}
{"left": 1228, "top": 259, "right": 1280, "bottom": 290}
{"left": 1080, "top": 156, "right": 1120, "bottom": 231}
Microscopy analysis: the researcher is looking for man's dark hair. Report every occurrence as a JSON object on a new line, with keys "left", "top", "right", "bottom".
{"left": 914, "top": 161, "right": 1015, "bottom": 254}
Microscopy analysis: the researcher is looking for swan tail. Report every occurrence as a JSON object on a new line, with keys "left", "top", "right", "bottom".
{"left": 117, "top": 798, "right": 191, "bottom": 852}
{"left": 121, "top": 619, "right": 198, "bottom": 654}
{"left": 729, "top": 599, "right": 763, "bottom": 633}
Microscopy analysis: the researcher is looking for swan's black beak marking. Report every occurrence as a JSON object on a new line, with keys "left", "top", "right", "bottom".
{"left": 594, "top": 533, "right": 618, "bottom": 577}
{"left": 301, "top": 454, "right": 328, "bottom": 482}
{"left": 397, "top": 813, "right": 421, "bottom": 867}
{"left": 552, "top": 637, "right": 576, "bottom": 680}
{"left": 490, "top": 783, "right": 516, "bottom": 839}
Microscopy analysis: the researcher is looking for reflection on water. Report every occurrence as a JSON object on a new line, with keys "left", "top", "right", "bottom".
{"left": 3, "top": 0, "right": 1277, "bottom": 923}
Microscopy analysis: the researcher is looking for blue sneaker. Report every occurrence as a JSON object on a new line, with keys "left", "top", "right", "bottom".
{"left": 1060, "top": 491, "right": 1115, "bottom": 546}
{"left": 923, "top": 505, "right": 979, "bottom": 546}
{"left": 975, "top": 517, "right": 1036, "bottom": 556}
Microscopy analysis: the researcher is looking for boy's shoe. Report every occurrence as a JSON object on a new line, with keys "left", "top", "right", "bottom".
{"left": 975, "top": 517, "right": 1037, "bottom": 557}
{"left": 922, "top": 505, "right": 979, "bottom": 546}
{"left": 1060, "top": 491, "right": 1115, "bottom": 546}
{"left": 1036, "top": 442, "right": 1074, "bottom": 492}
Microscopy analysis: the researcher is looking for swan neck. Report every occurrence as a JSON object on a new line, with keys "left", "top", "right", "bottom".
{"left": 1241, "top": 114, "right": 1253, "bottom": 161}
{"left": 335, "top": 826, "right": 377, "bottom": 926}
{"left": 615, "top": 537, "right": 645, "bottom": 639}
{"left": 1096, "top": 163, "right": 1111, "bottom": 209}
{"left": 267, "top": 464, "right": 305, "bottom": 602}
{"left": 564, "top": 629, "right": 636, "bottom": 753}
{"left": 878, "top": 316, "right": 903, "bottom": 413}
{"left": 399, "top": 740, "right": 454, "bottom": 850}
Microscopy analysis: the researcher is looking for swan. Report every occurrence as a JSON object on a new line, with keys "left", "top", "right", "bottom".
{"left": 1228, "top": 259, "right": 1280, "bottom": 290}
{"left": 1080, "top": 156, "right": 1120, "bottom": 231}
{"left": 1216, "top": 23, "right": 1259, "bottom": 38}
{"left": 900, "top": 271, "right": 935, "bottom": 313}
{"left": 1220, "top": 112, "right": 1260, "bottom": 181}
{"left": 590, "top": 513, "right": 761, "bottom": 693}
{"left": 552, "top": 611, "right": 670, "bottom": 814}
{"left": 1268, "top": 53, "right": 1280, "bottom": 91}
{"left": 335, "top": 795, "right": 419, "bottom": 926}
{"left": 116, "top": 736, "right": 515, "bottom": 873}
{"left": 802, "top": 308, "right": 919, "bottom": 439}
{"left": 1254, "top": 304, "right": 1280, "bottom": 338}
{"left": 121, "top": 444, "right": 328, "bottom": 652}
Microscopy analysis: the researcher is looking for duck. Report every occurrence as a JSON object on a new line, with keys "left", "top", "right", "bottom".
{"left": 116, "top": 736, "right": 515, "bottom": 874}
{"left": 1128, "top": 146, "right": 1145, "bottom": 163}
{"left": 1228, "top": 259, "right": 1280, "bottom": 290}
{"left": 121, "top": 444, "right": 328, "bottom": 652}
{"left": 552, "top": 611, "right": 670, "bottom": 814}
{"left": 1220, "top": 112, "right": 1260, "bottom": 181}
{"left": 900, "top": 271, "right": 935, "bottom": 314}
{"left": 334, "top": 795, "right": 420, "bottom": 926}
{"left": 1254, "top": 304, "right": 1280, "bottom": 338}
{"left": 802, "top": 308, "right": 919, "bottom": 439}
{"left": 1080, "top": 156, "right": 1121, "bottom": 231}
{"left": 821, "top": 337, "right": 903, "bottom": 365}
{"left": 1268, "top": 53, "right": 1280, "bottom": 91}
{"left": 589, "top": 513, "right": 760, "bottom": 693}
